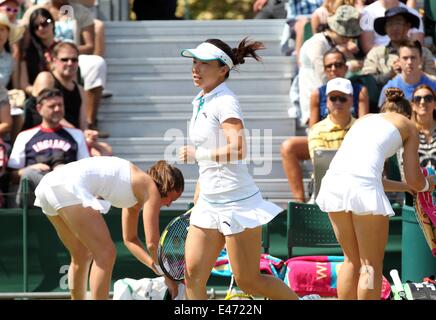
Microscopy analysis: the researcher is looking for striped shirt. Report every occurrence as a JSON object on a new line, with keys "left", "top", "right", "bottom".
{"left": 308, "top": 115, "right": 356, "bottom": 160}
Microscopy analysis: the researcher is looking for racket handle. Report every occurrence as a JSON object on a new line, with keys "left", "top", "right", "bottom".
{"left": 390, "top": 269, "right": 405, "bottom": 298}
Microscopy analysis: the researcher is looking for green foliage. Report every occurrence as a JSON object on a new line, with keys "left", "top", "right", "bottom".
{"left": 176, "top": 0, "right": 255, "bottom": 20}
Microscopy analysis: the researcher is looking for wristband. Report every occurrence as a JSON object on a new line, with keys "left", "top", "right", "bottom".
{"left": 195, "top": 147, "right": 213, "bottom": 161}
{"left": 153, "top": 263, "right": 164, "bottom": 275}
{"left": 419, "top": 178, "right": 430, "bottom": 193}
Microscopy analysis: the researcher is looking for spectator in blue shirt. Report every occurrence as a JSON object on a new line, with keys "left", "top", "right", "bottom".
{"left": 378, "top": 40, "right": 436, "bottom": 106}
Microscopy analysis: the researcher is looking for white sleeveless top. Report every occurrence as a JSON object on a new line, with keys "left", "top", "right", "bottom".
{"left": 327, "top": 114, "right": 403, "bottom": 179}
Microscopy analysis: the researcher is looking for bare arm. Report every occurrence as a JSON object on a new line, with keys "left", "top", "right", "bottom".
{"left": 0, "top": 102, "right": 12, "bottom": 136}
{"left": 402, "top": 124, "right": 434, "bottom": 191}
{"left": 309, "top": 88, "right": 320, "bottom": 128}
{"left": 358, "top": 86, "right": 369, "bottom": 118}
{"left": 78, "top": 24, "right": 95, "bottom": 55}
{"left": 121, "top": 203, "right": 155, "bottom": 269}
{"left": 193, "top": 181, "right": 200, "bottom": 205}
{"left": 360, "top": 31, "right": 374, "bottom": 55}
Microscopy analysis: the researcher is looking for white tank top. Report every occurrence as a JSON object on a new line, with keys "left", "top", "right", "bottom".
{"left": 328, "top": 114, "right": 403, "bottom": 179}
{"left": 54, "top": 156, "right": 138, "bottom": 209}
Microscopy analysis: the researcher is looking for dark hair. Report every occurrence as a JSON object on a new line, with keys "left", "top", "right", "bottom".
{"left": 398, "top": 39, "right": 422, "bottom": 56}
{"left": 412, "top": 84, "right": 436, "bottom": 121}
{"left": 380, "top": 88, "right": 411, "bottom": 118}
{"left": 36, "top": 88, "right": 63, "bottom": 105}
{"left": 205, "top": 37, "right": 265, "bottom": 79}
{"left": 323, "top": 48, "right": 347, "bottom": 65}
{"left": 146, "top": 160, "right": 184, "bottom": 197}
{"left": 52, "top": 41, "right": 79, "bottom": 58}
{"left": 28, "top": 8, "right": 55, "bottom": 71}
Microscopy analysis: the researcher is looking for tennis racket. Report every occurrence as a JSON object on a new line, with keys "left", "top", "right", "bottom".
{"left": 224, "top": 275, "right": 254, "bottom": 300}
{"left": 390, "top": 269, "right": 407, "bottom": 300}
{"left": 157, "top": 208, "right": 192, "bottom": 281}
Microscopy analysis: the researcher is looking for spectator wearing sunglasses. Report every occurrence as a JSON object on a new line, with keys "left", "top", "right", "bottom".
{"left": 281, "top": 49, "right": 368, "bottom": 203}
{"left": 0, "top": 0, "right": 19, "bottom": 23}
{"left": 308, "top": 77, "right": 355, "bottom": 162}
{"left": 362, "top": 7, "right": 436, "bottom": 88}
{"left": 378, "top": 40, "right": 436, "bottom": 107}
{"left": 397, "top": 85, "right": 436, "bottom": 177}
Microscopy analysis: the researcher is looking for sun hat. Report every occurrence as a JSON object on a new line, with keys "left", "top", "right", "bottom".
{"left": 326, "top": 77, "right": 353, "bottom": 95}
{"left": 327, "top": 5, "right": 362, "bottom": 38}
{"left": 0, "top": 12, "right": 24, "bottom": 44}
{"left": 374, "top": 6, "right": 420, "bottom": 36}
{"left": 181, "top": 42, "right": 234, "bottom": 69}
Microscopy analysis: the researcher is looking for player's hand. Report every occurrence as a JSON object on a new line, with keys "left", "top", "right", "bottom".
{"left": 31, "top": 163, "right": 51, "bottom": 172}
{"left": 164, "top": 276, "right": 179, "bottom": 299}
{"left": 178, "top": 145, "right": 196, "bottom": 163}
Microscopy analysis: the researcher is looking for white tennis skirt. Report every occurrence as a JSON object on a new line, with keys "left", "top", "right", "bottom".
{"left": 34, "top": 172, "right": 112, "bottom": 216}
{"left": 190, "top": 191, "right": 283, "bottom": 236}
{"left": 315, "top": 172, "right": 395, "bottom": 217}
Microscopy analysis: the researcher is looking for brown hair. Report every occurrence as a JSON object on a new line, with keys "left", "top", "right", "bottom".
{"left": 398, "top": 39, "right": 422, "bottom": 57}
{"left": 411, "top": 84, "right": 436, "bottom": 121}
{"left": 146, "top": 160, "right": 184, "bottom": 197}
{"left": 205, "top": 37, "right": 265, "bottom": 79}
{"left": 380, "top": 88, "right": 412, "bottom": 118}
{"left": 52, "top": 41, "right": 79, "bottom": 58}
{"left": 36, "top": 88, "right": 63, "bottom": 105}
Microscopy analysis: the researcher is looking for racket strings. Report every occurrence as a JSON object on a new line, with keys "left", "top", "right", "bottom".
{"left": 160, "top": 218, "right": 189, "bottom": 280}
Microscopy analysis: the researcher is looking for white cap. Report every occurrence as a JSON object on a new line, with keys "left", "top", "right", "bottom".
{"left": 181, "top": 42, "right": 234, "bottom": 69}
{"left": 326, "top": 78, "right": 353, "bottom": 95}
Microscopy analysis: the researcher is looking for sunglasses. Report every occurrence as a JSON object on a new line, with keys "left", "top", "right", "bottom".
{"left": 329, "top": 95, "right": 348, "bottom": 103}
{"left": 1, "top": 6, "right": 19, "bottom": 14}
{"left": 412, "top": 94, "right": 434, "bottom": 104}
{"left": 58, "top": 57, "right": 79, "bottom": 63}
{"left": 33, "top": 18, "right": 52, "bottom": 30}
{"left": 324, "top": 62, "right": 345, "bottom": 69}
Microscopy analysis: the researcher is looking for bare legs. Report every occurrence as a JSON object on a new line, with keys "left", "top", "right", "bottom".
{"left": 328, "top": 212, "right": 389, "bottom": 300}
{"left": 184, "top": 225, "right": 299, "bottom": 300}
{"left": 47, "top": 205, "right": 116, "bottom": 299}
{"left": 280, "top": 136, "right": 310, "bottom": 202}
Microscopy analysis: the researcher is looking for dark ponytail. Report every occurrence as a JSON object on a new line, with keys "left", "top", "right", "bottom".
{"left": 205, "top": 37, "right": 265, "bottom": 78}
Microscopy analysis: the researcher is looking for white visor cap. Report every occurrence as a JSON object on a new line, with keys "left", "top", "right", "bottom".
{"left": 326, "top": 77, "right": 353, "bottom": 95}
{"left": 181, "top": 42, "right": 234, "bottom": 69}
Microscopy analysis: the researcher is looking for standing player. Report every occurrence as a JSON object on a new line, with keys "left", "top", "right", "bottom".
{"left": 34, "top": 156, "right": 184, "bottom": 300}
{"left": 316, "top": 88, "right": 434, "bottom": 299}
{"left": 179, "top": 38, "right": 318, "bottom": 300}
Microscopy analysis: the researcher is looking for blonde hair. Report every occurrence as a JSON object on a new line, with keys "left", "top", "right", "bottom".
{"left": 380, "top": 88, "right": 412, "bottom": 118}
{"left": 146, "top": 160, "right": 184, "bottom": 197}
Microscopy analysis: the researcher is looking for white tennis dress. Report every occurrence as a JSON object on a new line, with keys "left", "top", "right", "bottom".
{"left": 188, "top": 82, "right": 282, "bottom": 235}
{"left": 34, "top": 156, "right": 138, "bottom": 216}
{"left": 316, "top": 114, "right": 403, "bottom": 216}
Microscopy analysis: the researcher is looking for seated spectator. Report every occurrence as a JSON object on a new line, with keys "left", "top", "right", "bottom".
{"left": 21, "top": 0, "right": 108, "bottom": 132}
{"left": 398, "top": 85, "right": 436, "bottom": 172}
{"left": 311, "top": 0, "right": 356, "bottom": 34}
{"left": 7, "top": 88, "right": 89, "bottom": 207}
{"left": 0, "top": 12, "right": 24, "bottom": 143}
{"left": 281, "top": 77, "right": 357, "bottom": 202}
{"left": 252, "top": 0, "right": 287, "bottom": 19}
{"left": 308, "top": 78, "right": 356, "bottom": 160}
{"left": 359, "top": 0, "right": 424, "bottom": 54}
{"left": 310, "top": 48, "right": 369, "bottom": 126}
{"left": 24, "top": 41, "right": 112, "bottom": 156}
{"left": 298, "top": 5, "right": 362, "bottom": 126}
{"left": 379, "top": 40, "right": 436, "bottom": 106}
{"left": 362, "top": 7, "right": 436, "bottom": 88}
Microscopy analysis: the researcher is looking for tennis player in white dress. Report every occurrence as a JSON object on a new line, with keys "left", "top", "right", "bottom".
{"left": 316, "top": 88, "right": 434, "bottom": 299}
{"left": 34, "top": 156, "right": 184, "bottom": 299}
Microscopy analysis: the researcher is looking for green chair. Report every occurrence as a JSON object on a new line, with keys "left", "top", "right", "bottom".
{"left": 424, "top": 0, "right": 436, "bottom": 46}
{"left": 303, "top": 20, "right": 313, "bottom": 44}
{"left": 287, "top": 202, "right": 339, "bottom": 258}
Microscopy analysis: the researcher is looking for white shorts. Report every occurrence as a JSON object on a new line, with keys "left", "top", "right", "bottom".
{"left": 315, "top": 172, "right": 395, "bottom": 217}
{"left": 190, "top": 191, "right": 283, "bottom": 236}
{"left": 78, "top": 54, "right": 107, "bottom": 90}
